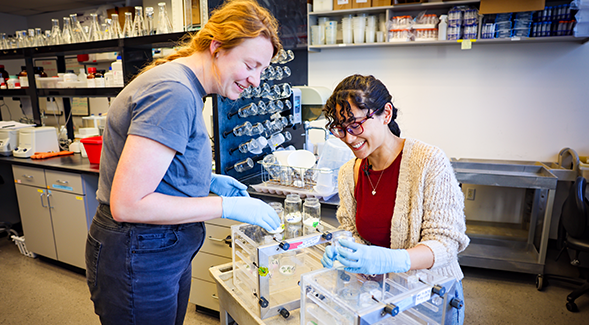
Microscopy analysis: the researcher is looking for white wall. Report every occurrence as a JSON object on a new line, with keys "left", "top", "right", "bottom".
{"left": 308, "top": 41, "right": 589, "bottom": 162}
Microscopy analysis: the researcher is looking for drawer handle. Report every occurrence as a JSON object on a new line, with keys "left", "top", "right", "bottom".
{"left": 55, "top": 179, "right": 69, "bottom": 184}
{"left": 207, "top": 235, "right": 232, "bottom": 248}
{"left": 22, "top": 174, "right": 33, "bottom": 179}
{"left": 212, "top": 294, "right": 218, "bottom": 300}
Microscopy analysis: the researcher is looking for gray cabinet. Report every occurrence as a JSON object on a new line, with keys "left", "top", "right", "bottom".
{"left": 12, "top": 165, "right": 98, "bottom": 269}
{"left": 189, "top": 218, "right": 237, "bottom": 312}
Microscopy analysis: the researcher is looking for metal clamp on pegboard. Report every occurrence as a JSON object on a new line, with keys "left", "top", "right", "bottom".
{"left": 212, "top": 49, "right": 304, "bottom": 184}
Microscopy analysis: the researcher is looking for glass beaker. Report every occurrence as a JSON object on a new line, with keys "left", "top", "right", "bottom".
{"left": 333, "top": 231, "right": 355, "bottom": 254}
{"left": 157, "top": 2, "right": 173, "bottom": 34}
{"left": 302, "top": 197, "right": 321, "bottom": 231}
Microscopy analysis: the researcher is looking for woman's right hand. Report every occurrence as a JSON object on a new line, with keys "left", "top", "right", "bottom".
{"left": 321, "top": 245, "right": 337, "bottom": 268}
{"left": 220, "top": 197, "right": 280, "bottom": 232}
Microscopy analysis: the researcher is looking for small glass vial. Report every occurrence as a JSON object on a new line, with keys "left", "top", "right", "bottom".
{"left": 223, "top": 121, "right": 252, "bottom": 138}
{"left": 302, "top": 197, "right": 321, "bottom": 231}
{"left": 231, "top": 158, "right": 254, "bottom": 173}
{"left": 238, "top": 103, "right": 258, "bottom": 118}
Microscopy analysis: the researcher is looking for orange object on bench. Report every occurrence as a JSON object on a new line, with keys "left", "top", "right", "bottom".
{"left": 31, "top": 151, "right": 74, "bottom": 160}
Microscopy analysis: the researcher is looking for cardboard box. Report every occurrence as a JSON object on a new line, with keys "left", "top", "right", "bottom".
{"left": 372, "top": 0, "right": 391, "bottom": 6}
{"left": 479, "top": 0, "right": 545, "bottom": 14}
{"left": 333, "top": 0, "right": 353, "bottom": 10}
{"left": 353, "top": 0, "right": 372, "bottom": 9}
{"left": 191, "top": 1, "right": 200, "bottom": 25}
{"left": 107, "top": 7, "right": 135, "bottom": 27}
{"left": 393, "top": 0, "right": 424, "bottom": 5}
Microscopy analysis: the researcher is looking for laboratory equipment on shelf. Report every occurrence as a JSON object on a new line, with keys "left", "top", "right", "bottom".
{"left": 300, "top": 268, "right": 462, "bottom": 325}
{"left": 231, "top": 221, "right": 342, "bottom": 320}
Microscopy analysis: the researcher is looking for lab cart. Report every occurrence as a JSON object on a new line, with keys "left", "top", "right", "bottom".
{"left": 452, "top": 158, "right": 559, "bottom": 274}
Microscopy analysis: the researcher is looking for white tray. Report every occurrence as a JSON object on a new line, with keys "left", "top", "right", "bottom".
{"left": 251, "top": 182, "right": 337, "bottom": 201}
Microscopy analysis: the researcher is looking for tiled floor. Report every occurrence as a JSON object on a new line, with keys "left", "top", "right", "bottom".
{"left": 1, "top": 235, "right": 588, "bottom": 325}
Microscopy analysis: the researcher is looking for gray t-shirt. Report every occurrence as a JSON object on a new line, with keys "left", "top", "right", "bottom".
{"left": 96, "top": 61, "right": 212, "bottom": 205}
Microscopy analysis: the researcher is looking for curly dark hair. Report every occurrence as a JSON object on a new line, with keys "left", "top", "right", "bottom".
{"left": 323, "top": 74, "right": 400, "bottom": 137}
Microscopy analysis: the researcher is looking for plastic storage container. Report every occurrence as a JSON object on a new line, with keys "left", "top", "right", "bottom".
{"left": 80, "top": 135, "right": 103, "bottom": 164}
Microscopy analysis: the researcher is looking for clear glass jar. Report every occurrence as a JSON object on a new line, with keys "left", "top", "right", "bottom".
{"left": 303, "top": 197, "right": 321, "bottom": 233}
{"left": 267, "top": 202, "right": 285, "bottom": 234}
{"left": 284, "top": 194, "right": 302, "bottom": 224}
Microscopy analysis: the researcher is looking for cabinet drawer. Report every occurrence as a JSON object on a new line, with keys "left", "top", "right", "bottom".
{"left": 189, "top": 278, "right": 219, "bottom": 311}
{"left": 45, "top": 170, "right": 84, "bottom": 194}
{"left": 191, "top": 252, "right": 231, "bottom": 281}
{"left": 12, "top": 165, "right": 46, "bottom": 187}
{"left": 202, "top": 223, "right": 232, "bottom": 257}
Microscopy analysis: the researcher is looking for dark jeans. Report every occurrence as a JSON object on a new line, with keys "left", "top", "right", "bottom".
{"left": 85, "top": 204, "right": 205, "bottom": 325}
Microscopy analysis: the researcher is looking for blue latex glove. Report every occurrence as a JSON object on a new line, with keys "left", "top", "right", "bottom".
{"left": 336, "top": 239, "right": 411, "bottom": 274}
{"left": 210, "top": 174, "right": 249, "bottom": 197}
{"left": 221, "top": 197, "right": 280, "bottom": 232}
{"left": 321, "top": 245, "right": 337, "bottom": 268}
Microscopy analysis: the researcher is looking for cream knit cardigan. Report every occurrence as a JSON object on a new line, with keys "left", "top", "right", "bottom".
{"left": 336, "top": 138, "right": 470, "bottom": 280}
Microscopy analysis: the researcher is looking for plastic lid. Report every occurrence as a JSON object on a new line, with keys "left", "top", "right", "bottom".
{"left": 109, "top": 67, "right": 112, "bottom": 70}
{"left": 0, "top": 65, "right": 4, "bottom": 68}
{"left": 88, "top": 67, "right": 97, "bottom": 73}
{"left": 117, "top": 55, "right": 122, "bottom": 60}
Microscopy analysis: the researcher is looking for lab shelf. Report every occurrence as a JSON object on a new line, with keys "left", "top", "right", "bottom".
{"left": 0, "top": 89, "right": 28, "bottom": 97}
{"left": 452, "top": 159, "right": 557, "bottom": 274}
{"left": 37, "top": 88, "right": 123, "bottom": 98}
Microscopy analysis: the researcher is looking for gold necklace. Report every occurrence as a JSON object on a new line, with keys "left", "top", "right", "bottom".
{"left": 365, "top": 159, "right": 385, "bottom": 196}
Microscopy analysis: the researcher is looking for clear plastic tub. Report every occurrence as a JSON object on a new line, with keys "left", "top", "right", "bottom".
{"left": 388, "top": 29, "right": 413, "bottom": 42}
{"left": 512, "top": 28, "right": 531, "bottom": 37}
{"left": 414, "top": 28, "right": 438, "bottom": 41}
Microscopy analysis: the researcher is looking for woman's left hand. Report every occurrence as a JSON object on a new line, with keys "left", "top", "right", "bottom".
{"left": 336, "top": 239, "right": 411, "bottom": 275}
{"left": 210, "top": 174, "right": 249, "bottom": 197}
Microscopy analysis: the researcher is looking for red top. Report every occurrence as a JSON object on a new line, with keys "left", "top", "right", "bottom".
{"left": 354, "top": 153, "right": 403, "bottom": 248}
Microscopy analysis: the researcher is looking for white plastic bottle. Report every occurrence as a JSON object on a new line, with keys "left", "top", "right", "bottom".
{"left": 104, "top": 67, "right": 114, "bottom": 87}
{"left": 438, "top": 15, "right": 448, "bottom": 41}
{"left": 78, "top": 68, "right": 87, "bottom": 87}
{"left": 111, "top": 55, "right": 124, "bottom": 87}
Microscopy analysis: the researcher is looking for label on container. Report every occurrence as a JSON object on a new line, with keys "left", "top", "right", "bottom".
{"left": 337, "top": 0, "right": 349, "bottom": 4}
{"left": 52, "top": 184, "right": 73, "bottom": 191}
{"left": 415, "top": 288, "right": 431, "bottom": 305}
{"left": 19, "top": 76, "right": 29, "bottom": 88}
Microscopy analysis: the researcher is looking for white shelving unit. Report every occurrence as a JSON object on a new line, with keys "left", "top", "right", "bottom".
{"left": 307, "top": 0, "right": 588, "bottom": 52}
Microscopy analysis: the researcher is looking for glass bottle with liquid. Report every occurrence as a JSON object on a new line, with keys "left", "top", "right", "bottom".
{"left": 17, "top": 66, "right": 28, "bottom": 89}
{"left": 87, "top": 67, "right": 97, "bottom": 88}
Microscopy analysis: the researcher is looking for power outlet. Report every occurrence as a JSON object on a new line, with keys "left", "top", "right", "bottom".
{"left": 466, "top": 188, "right": 476, "bottom": 201}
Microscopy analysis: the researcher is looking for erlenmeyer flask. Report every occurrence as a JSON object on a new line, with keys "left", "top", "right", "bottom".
{"left": 27, "top": 29, "right": 35, "bottom": 47}
{"left": 0, "top": 33, "right": 8, "bottom": 50}
{"left": 132, "top": 6, "right": 147, "bottom": 37}
{"left": 34, "top": 28, "right": 44, "bottom": 46}
{"left": 145, "top": 7, "right": 155, "bottom": 35}
{"left": 88, "top": 13, "right": 102, "bottom": 41}
{"left": 111, "top": 14, "right": 123, "bottom": 39}
{"left": 49, "top": 19, "right": 62, "bottom": 45}
{"left": 122, "top": 12, "right": 134, "bottom": 38}
{"left": 70, "top": 14, "right": 88, "bottom": 43}
{"left": 61, "top": 17, "right": 73, "bottom": 44}
{"left": 157, "top": 2, "right": 173, "bottom": 34}
{"left": 101, "top": 21, "right": 110, "bottom": 40}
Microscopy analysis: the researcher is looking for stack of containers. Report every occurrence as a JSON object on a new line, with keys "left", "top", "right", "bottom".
{"left": 366, "top": 15, "right": 377, "bottom": 43}
{"left": 413, "top": 14, "right": 439, "bottom": 41}
{"left": 353, "top": 14, "right": 367, "bottom": 44}
{"left": 494, "top": 13, "right": 513, "bottom": 38}
{"left": 342, "top": 15, "right": 353, "bottom": 44}
{"left": 388, "top": 15, "right": 413, "bottom": 42}
{"left": 572, "top": 0, "right": 588, "bottom": 37}
{"left": 512, "top": 12, "right": 534, "bottom": 37}
{"left": 463, "top": 8, "right": 479, "bottom": 39}
{"left": 447, "top": 7, "right": 462, "bottom": 40}
{"left": 532, "top": 3, "right": 576, "bottom": 37}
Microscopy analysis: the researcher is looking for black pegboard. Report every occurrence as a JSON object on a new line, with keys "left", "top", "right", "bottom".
{"left": 212, "top": 94, "right": 305, "bottom": 184}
